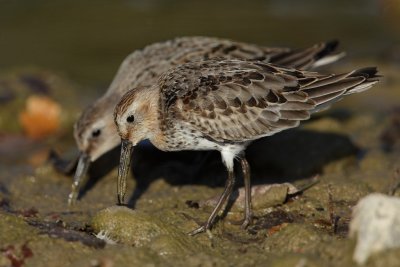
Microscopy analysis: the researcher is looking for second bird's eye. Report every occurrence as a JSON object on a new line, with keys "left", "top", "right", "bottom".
{"left": 126, "top": 115, "right": 135, "bottom": 123}
{"left": 92, "top": 129, "right": 101, "bottom": 138}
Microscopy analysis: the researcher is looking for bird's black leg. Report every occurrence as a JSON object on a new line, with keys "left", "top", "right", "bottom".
{"left": 239, "top": 156, "right": 252, "bottom": 229}
{"left": 189, "top": 163, "right": 236, "bottom": 236}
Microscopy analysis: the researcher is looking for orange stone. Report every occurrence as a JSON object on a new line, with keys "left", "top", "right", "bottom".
{"left": 19, "top": 95, "right": 61, "bottom": 139}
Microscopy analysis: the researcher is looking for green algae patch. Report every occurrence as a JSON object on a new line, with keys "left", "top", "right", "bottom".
{"left": 70, "top": 246, "right": 167, "bottom": 267}
{"left": 263, "top": 223, "right": 328, "bottom": 253}
{"left": 262, "top": 223, "right": 355, "bottom": 265}
{"left": 91, "top": 206, "right": 166, "bottom": 246}
{"left": 91, "top": 206, "right": 205, "bottom": 255}
{"left": 0, "top": 212, "right": 37, "bottom": 244}
{"left": 265, "top": 254, "right": 324, "bottom": 267}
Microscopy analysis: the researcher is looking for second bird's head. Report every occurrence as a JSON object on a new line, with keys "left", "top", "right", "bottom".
{"left": 74, "top": 94, "right": 122, "bottom": 163}
{"left": 69, "top": 93, "right": 123, "bottom": 205}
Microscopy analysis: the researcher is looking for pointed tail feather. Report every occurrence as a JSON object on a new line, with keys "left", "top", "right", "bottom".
{"left": 344, "top": 67, "right": 380, "bottom": 94}
{"left": 301, "top": 67, "right": 380, "bottom": 111}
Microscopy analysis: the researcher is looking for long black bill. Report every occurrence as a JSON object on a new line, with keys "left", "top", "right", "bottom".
{"left": 117, "top": 139, "right": 133, "bottom": 205}
{"left": 68, "top": 152, "right": 91, "bottom": 206}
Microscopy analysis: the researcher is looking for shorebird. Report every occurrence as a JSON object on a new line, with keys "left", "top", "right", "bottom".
{"left": 114, "top": 59, "right": 379, "bottom": 235}
{"left": 70, "top": 36, "right": 343, "bottom": 205}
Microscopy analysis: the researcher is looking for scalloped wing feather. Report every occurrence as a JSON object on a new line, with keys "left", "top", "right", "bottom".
{"left": 159, "top": 60, "right": 378, "bottom": 143}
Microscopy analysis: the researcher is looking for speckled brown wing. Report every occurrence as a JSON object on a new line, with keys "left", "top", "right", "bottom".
{"left": 198, "top": 38, "right": 340, "bottom": 70}
{"left": 157, "top": 37, "right": 340, "bottom": 70}
{"left": 159, "top": 59, "right": 378, "bottom": 143}
{"left": 107, "top": 37, "right": 341, "bottom": 96}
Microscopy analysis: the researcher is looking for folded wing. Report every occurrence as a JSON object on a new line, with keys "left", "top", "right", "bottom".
{"left": 159, "top": 60, "right": 379, "bottom": 143}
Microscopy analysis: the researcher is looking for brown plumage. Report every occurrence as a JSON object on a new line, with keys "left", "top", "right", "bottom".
{"left": 69, "top": 36, "right": 342, "bottom": 205}
{"left": 114, "top": 59, "right": 379, "bottom": 235}
{"left": 155, "top": 60, "right": 378, "bottom": 147}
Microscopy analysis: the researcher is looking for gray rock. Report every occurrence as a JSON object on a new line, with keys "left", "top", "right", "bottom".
{"left": 349, "top": 193, "right": 400, "bottom": 265}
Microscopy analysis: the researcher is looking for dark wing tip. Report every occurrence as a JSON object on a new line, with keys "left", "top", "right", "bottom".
{"left": 350, "top": 67, "right": 381, "bottom": 79}
{"left": 315, "top": 39, "right": 339, "bottom": 59}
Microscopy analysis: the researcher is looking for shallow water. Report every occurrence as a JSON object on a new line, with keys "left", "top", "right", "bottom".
{"left": 1, "top": 1, "right": 400, "bottom": 266}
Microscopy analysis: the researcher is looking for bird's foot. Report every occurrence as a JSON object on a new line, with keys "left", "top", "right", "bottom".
{"left": 188, "top": 218, "right": 218, "bottom": 236}
{"left": 188, "top": 225, "right": 207, "bottom": 236}
{"left": 240, "top": 217, "right": 252, "bottom": 230}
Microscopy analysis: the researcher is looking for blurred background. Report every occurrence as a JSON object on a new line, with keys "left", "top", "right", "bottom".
{"left": 0, "top": 0, "right": 398, "bottom": 87}
{"left": 0, "top": 0, "right": 399, "bottom": 162}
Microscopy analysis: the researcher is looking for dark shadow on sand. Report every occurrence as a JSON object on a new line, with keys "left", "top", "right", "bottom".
{"left": 128, "top": 128, "right": 359, "bottom": 207}
{"left": 54, "top": 127, "right": 359, "bottom": 206}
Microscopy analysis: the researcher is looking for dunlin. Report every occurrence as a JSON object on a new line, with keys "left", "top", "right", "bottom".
{"left": 114, "top": 59, "right": 379, "bottom": 234}
{"left": 70, "top": 37, "right": 342, "bottom": 205}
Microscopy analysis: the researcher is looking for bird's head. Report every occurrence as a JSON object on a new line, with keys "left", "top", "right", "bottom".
{"left": 113, "top": 85, "right": 158, "bottom": 147}
{"left": 113, "top": 85, "right": 158, "bottom": 204}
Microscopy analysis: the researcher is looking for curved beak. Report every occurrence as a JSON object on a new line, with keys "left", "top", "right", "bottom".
{"left": 117, "top": 139, "right": 133, "bottom": 205}
{"left": 68, "top": 152, "right": 91, "bottom": 206}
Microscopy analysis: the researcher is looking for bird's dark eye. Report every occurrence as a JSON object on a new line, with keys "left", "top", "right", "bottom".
{"left": 92, "top": 129, "right": 101, "bottom": 138}
{"left": 126, "top": 115, "right": 135, "bottom": 123}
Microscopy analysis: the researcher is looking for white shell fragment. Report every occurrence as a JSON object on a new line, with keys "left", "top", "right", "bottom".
{"left": 349, "top": 193, "right": 400, "bottom": 265}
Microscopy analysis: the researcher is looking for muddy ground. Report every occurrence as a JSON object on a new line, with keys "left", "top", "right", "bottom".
{"left": 0, "top": 60, "right": 400, "bottom": 267}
